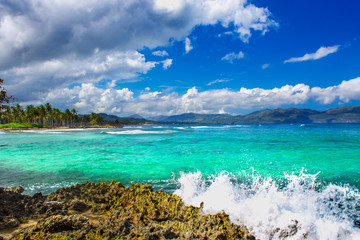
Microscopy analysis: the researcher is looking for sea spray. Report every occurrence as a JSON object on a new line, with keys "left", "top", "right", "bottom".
{"left": 174, "top": 170, "right": 360, "bottom": 240}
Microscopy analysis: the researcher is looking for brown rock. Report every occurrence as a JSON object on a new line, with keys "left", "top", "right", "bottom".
{"left": 33, "top": 215, "right": 90, "bottom": 233}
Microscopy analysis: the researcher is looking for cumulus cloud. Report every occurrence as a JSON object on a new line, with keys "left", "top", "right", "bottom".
{"left": 221, "top": 51, "right": 245, "bottom": 63}
{"left": 284, "top": 45, "right": 340, "bottom": 63}
{"left": 162, "top": 59, "right": 173, "bottom": 69}
{"left": 2, "top": 50, "right": 156, "bottom": 101}
{"left": 207, "top": 79, "right": 232, "bottom": 86}
{"left": 185, "top": 37, "right": 193, "bottom": 54}
{"left": 37, "top": 77, "right": 360, "bottom": 116}
{"left": 0, "top": 0, "right": 277, "bottom": 103}
{"left": 311, "top": 77, "right": 360, "bottom": 104}
{"left": 152, "top": 50, "right": 169, "bottom": 57}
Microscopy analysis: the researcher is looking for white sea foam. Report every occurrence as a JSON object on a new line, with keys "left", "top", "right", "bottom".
{"left": 174, "top": 170, "right": 360, "bottom": 240}
{"left": 173, "top": 127, "right": 190, "bottom": 130}
{"left": 20, "top": 182, "right": 78, "bottom": 195}
{"left": 106, "top": 130, "right": 176, "bottom": 135}
{"left": 190, "top": 125, "right": 246, "bottom": 129}
{"left": 9, "top": 128, "right": 94, "bottom": 134}
{"left": 123, "top": 125, "right": 143, "bottom": 128}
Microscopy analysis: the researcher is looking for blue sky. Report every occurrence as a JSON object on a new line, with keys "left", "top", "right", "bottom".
{"left": 1, "top": 0, "right": 359, "bottom": 116}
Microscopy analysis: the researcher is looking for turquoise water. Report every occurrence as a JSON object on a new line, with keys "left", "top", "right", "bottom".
{"left": 1, "top": 124, "right": 360, "bottom": 239}
{"left": 1, "top": 124, "right": 359, "bottom": 192}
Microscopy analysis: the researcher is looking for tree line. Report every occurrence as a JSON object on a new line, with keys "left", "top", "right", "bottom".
{"left": 0, "top": 102, "right": 104, "bottom": 127}
{"left": 1, "top": 78, "right": 104, "bottom": 127}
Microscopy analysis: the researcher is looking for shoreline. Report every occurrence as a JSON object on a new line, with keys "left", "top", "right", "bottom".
{"left": 0, "top": 125, "right": 123, "bottom": 131}
{"left": 0, "top": 181, "right": 255, "bottom": 240}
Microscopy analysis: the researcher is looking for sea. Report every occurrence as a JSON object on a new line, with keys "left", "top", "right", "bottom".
{"left": 0, "top": 124, "right": 359, "bottom": 239}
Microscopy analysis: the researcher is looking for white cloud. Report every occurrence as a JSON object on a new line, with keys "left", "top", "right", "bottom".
{"left": 311, "top": 77, "right": 360, "bottom": 104}
{"left": 44, "top": 83, "right": 134, "bottom": 114}
{"left": 207, "top": 79, "right": 232, "bottom": 86}
{"left": 185, "top": 37, "right": 193, "bottom": 54}
{"left": 152, "top": 50, "right": 169, "bottom": 57}
{"left": 38, "top": 77, "right": 360, "bottom": 116}
{"left": 261, "top": 63, "right": 270, "bottom": 70}
{"left": 0, "top": 0, "right": 276, "bottom": 103}
{"left": 284, "top": 45, "right": 340, "bottom": 63}
{"left": 2, "top": 50, "right": 157, "bottom": 101}
{"left": 162, "top": 59, "right": 173, "bottom": 69}
{"left": 221, "top": 51, "right": 244, "bottom": 63}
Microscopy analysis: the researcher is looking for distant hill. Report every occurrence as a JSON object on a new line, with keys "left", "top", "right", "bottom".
{"left": 149, "top": 113, "right": 234, "bottom": 123}
{"left": 310, "top": 106, "right": 360, "bottom": 123}
{"left": 99, "top": 113, "right": 122, "bottom": 121}
{"left": 148, "top": 105, "right": 360, "bottom": 124}
{"left": 127, "top": 114, "right": 145, "bottom": 120}
{"left": 99, "top": 113, "right": 150, "bottom": 124}
{"left": 237, "top": 108, "right": 320, "bottom": 124}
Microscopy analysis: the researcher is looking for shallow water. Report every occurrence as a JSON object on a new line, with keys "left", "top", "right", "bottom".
{"left": 1, "top": 124, "right": 359, "bottom": 239}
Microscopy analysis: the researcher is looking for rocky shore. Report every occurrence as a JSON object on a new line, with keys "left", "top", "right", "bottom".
{"left": 0, "top": 181, "right": 256, "bottom": 240}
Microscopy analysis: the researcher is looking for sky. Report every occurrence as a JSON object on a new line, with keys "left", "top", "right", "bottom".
{"left": 0, "top": 0, "right": 359, "bottom": 116}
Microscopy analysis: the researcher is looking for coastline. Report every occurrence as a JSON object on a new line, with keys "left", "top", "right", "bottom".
{"left": 0, "top": 125, "right": 122, "bottom": 131}
{"left": 0, "top": 181, "right": 256, "bottom": 240}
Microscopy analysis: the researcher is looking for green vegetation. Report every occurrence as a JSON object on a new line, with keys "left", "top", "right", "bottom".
{"left": 0, "top": 78, "right": 107, "bottom": 127}
{"left": 0, "top": 102, "right": 104, "bottom": 127}
{"left": 0, "top": 78, "right": 13, "bottom": 118}
{"left": 0, "top": 123, "right": 45, "bottom": 129}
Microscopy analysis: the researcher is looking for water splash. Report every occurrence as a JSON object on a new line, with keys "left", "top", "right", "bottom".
{"left": 174, "top": 170, "right": 360, "bottom": 240}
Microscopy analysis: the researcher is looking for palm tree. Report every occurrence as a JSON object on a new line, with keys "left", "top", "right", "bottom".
{"left": 37, "top": 105, "right": 46, "bottom": 125}
{"left": 71, "top": 108, "right": 77, "bottom": 127}
{"left": 45, "top": 103, "right": 53, "bottom": 126}
{"left": 11, "top": 104, "right": 23, "bottom": 123}
{"left": 64, "top": 109, "right": 72, "bottom": 127}
{"left": 52, "top": 108, "right": 61, "bottom": 126}
{"left": 25, "top": 105, "right": 35, "bottom": 123}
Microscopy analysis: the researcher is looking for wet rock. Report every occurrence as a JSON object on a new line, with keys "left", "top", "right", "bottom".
{"left": 2, "top": 181, "right": 256, "bottom": 240}
{"left": 69, "top": 200, "right": 89, "bottom": 212}
{"left": 279, "top": 219, "right": 299, "bottom": 238}
{"left": 0, "top": 186, "right": 46, "bottom": 231}
{"left": 0, "top": 217, "right": 20, "bottom": 229}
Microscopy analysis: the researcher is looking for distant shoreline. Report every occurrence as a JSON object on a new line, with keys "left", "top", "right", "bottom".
{"left": 0, "top": 125, "right": 122, "bottom": 131}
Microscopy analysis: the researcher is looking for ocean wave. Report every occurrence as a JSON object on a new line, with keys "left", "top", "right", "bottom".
{"left": 190, "top": 126, "right": 216, "bottom": 129}
{"left": 123, "top": 125, "right": 143, "bottom": 129}
{"left": 190, "top": 125, "right": 247, "bottom": 129}
{"left": 174, "top": 170, "right": 360, "bottom": 240}
{"left": 23, "top": 182, "right": 78, "bottom": 195}
{"left": 7, "top": 128, "right": 97, "bottom": 134}
{"left": 105, "top": 130, "right": 177, "bottom": 135}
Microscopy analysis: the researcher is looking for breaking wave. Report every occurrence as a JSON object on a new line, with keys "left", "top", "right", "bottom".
{"left": 174, "top": 170, "right": 360, "bottom": 240}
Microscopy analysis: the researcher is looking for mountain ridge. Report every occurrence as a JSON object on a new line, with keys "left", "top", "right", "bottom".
{"left": 146, "top": 105, "right": 360, "bottom": 124}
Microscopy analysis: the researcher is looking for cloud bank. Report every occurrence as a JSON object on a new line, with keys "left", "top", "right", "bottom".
{"left": 0, "top": 0, "right": 277, "bottom": 102}
{"left": 38, "top": 77, "right": 360, "bottom": 116}
{"left": 284, "top": 45, "right": 340, "bottom": 63}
